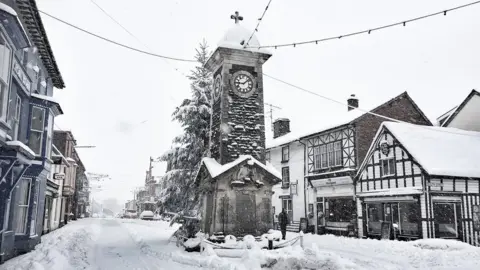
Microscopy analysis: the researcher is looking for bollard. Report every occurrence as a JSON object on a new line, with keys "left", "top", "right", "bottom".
{"left": 267, "top": 234, "right": 274, "bottom": 250}
{"left": 299, "top": 231, "right": 304, "bottom": 249}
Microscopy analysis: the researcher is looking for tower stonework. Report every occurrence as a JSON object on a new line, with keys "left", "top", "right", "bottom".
{"left": 206, "top": 39, "right": 271, "bottom": 165}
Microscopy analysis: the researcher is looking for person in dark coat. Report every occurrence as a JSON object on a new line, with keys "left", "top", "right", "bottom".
{"left": 278, "top": 208, "right": 289, "bottom": 240}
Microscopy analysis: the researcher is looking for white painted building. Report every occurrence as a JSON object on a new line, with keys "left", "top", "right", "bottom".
{"left": 438, "top": 89, "right": 480, "bottom": 131}
{"left": 48, "top": 145, "right": 72, "bottom": 231}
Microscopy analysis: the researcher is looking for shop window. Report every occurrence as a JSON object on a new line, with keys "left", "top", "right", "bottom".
{"left": 327, "top": 198, "right": 355, "bottom": 222}
{"left": 399, "top": 202, "right": 420, "bottom": 235}
{"left": 434, "top": 202, "right": 459, "bottom": 238}
{"left": 367, "top": 203, "right": 383, "bottom": 234}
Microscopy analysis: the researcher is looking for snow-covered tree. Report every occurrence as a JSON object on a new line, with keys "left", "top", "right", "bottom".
{"left": 159, "top": 41, "right": 212, "bottom": 214}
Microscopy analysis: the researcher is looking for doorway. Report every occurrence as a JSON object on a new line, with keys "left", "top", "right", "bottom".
{"left": 282, "top": 198, "right": 293, "bottom": 224}
{"left": 383, "top": 203, "right": 400, "bottom": 238}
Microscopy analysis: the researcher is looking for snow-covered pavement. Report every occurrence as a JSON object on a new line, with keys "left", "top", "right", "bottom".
{"left": 2, "top": 218, "right": 480, "bottom": 270}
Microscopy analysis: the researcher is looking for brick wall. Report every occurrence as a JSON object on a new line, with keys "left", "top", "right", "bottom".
{"left": 355, "top": 93, "right": 431, "bottom": 167}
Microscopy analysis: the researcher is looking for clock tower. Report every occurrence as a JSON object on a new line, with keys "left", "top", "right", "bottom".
{"left": 205, "top": 11, "right": 272, "bottom": 165}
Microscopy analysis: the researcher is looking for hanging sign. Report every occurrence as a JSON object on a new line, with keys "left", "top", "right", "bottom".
{"left": 53, "top": 173, "right": 65, "bottom": 180}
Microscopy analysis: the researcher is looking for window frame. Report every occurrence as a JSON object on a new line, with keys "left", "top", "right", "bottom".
{"left": 281, "top": 146, "right": 289, "bottom": 162}
{"left": 45, "top": 112, "right": 53, "bottom": 159}
{"left": 13, "top": 94, "right": 22, "bottom": 140}
{"left": 30, "top": 179, "right": 40, "bottom": 236}
{"left": 313, "top": 140, "right": 343, "bottom": 170}
{"left": 28, "top": 106, "right": 46, "bottom": 155}
{"left": 281, "top": 166, "right": 290, "bottom": 188}
{"left": 380, "top": 158, "right": 396, "bottom": 177}
{"left": 14, "top": 178, "right": 32, "bottom": 235}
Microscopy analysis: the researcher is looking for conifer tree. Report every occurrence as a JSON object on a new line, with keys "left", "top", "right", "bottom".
{"left": 159, "top": 41, "right": 212, "bottom": 214}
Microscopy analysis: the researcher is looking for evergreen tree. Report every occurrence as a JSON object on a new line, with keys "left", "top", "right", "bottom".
{"left": 159, "top": 41, "right": 212, "bottom": 214}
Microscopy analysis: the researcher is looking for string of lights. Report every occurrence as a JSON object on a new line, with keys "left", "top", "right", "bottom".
{"left": 246, "top": 0, "right": 480, "bottom": 49}
{"left": 262, "top": 72, "right": 480, "bottom": 138}
{"left": 37, "top": 9, "right": 197, "bottom": 63}
{"left": 244, "top": 0, "right": 274, "bottom": 48}
{"left": 88, "top": 0, "right": 190, "bottom": 79}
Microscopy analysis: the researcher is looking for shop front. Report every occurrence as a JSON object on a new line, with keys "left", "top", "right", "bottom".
{"left": 359, "top": 195, "right": 422, "bottom": 240}
{"left": 311, "top": 175, "right": 356, "bottom": 236}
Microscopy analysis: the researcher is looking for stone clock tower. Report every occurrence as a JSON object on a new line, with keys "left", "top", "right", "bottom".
{"left": 205, "top": 11, "right": 272, "bottom": 165}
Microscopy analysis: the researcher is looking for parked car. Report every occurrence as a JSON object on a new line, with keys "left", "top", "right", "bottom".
{"left": 140, "top": 210, "right": 154, "bottom": 220}
{"left": 124, "top": 210, "right": 138, "bottom": 219}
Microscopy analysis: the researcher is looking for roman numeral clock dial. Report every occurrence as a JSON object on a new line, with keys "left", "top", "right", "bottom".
{"left": 231, "top": 70, "right": 256, "bottom": 98}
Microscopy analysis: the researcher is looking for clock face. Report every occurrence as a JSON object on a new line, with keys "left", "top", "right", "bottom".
{"left": 231, "top": 71, "right": 256, "bottom": 98}
{"left": 213, "top": 75, "right": 222, "bottom": 101}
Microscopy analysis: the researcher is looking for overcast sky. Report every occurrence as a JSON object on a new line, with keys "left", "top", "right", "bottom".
{"left": 37, "top": 0, "right": 480, "bottom": 203}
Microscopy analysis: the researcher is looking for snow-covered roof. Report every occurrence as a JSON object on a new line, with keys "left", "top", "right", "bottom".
{"left": 266, "top": 109, "right": 364, "bottom": 149}
{"left": 6, "top": 140, "right": 36, "bottom": 158}
{"left": 202, "top": 155, "right": 281, "bottom": 179}
{"left": 31, "top": 93, "right": 59, "bottom": 104}
{"left": 0, "top": 2, "right": 17, "bottom": 16}
{"left": 381, "top": 122, "right": 480, "bottom": 178}
{"left": 218, "top": 24, "right": 271, "bottom": 55}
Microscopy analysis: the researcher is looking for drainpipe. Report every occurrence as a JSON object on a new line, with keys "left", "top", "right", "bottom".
{"left": 297, "top": 139, "right": 308, "bottom": 219}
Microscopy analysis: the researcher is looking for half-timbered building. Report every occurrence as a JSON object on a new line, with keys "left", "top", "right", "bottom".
{"left": 268, "top": 92, "right": 432, "bottom": 235}
{"left": 355, "top": 122, "right": 480, "bottom": 246}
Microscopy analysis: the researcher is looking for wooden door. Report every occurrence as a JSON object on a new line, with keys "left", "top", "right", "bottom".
{"left": 236, "top": 192, "right": 256, "bottom": 234}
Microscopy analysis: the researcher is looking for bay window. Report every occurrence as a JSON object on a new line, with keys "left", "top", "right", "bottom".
{"left": 14, "top": 178, "right": 31, "bottom": 234}
{"left": 13, "top": 95, "right": 22, "bottom": 140}
{"left": 0, "top": 34, "right": 12, "bottom": 120}
{"left": 28, "top": 106, "right": 45, "bottom": 155}
{"left": 45, "top": 113, "right": 53, "bottom": 159}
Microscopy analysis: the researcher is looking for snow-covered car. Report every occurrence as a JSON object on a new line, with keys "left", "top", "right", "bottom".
{"left": 140, "top": 211, "right": 154, "bottom": 220}
{"left": 124, "top": 210, "right": 138, "bottom": 219}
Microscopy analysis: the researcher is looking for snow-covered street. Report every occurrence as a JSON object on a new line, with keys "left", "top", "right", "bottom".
{"left": 2, "top": 218, "right": 480, "bottom": 270}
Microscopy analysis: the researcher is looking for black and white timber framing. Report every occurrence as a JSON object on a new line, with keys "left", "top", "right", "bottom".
{"left": 355, "top": 123, "right": 480, "bottom": 246}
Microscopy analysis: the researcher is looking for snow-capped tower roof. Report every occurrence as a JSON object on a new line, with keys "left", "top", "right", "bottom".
{"left": 216, "top": 11, "right": 271, "bottom": 55}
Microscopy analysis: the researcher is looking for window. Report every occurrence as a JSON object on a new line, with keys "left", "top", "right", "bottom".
{"left": 0, "top": 35, "right": 11, "bottom": 120}
{"left": 381, "top": 158, "right": 396, "bottom": 177}
{"left": 327, "top": 198, "right": 355, "bottom": 222}
{"left": 45, "top": 113, "right": 53, "bottom": 159}
{"left": 313, "top": 146, "right": 321, "bottom": 169}
{"left": 14, "top": 178, "right": 31, "bottom": 234}
{"left": 28, "top": 107, "right": 45, "bottom": 155}
{"left": 334, "top": 141, "right": 342, "bottom": 166}
{"left": 265, "top": 151, "right": 270, "bottom": 162}
{"left": 30, "top": 180, "right": 39, "bottom": 236}
{"left": 399, "top": 202, "right": 420, "bottom": 235}
{"left": 281, "top": 167, "right": 290, "bottom": 187}
{"left": 281, "top": 146, "right": 289, "bottom": 162}
{"left": 367, "top": 203, "right": 383, "bottom": 234}
{"left": 434, "top": 202, "right": 459, "bottom": 238}
{"left": 13, "top": 95, "right": 22, "bottom": 140}
{"left": 313, "top": 142, "right": 341, "bottom": 170}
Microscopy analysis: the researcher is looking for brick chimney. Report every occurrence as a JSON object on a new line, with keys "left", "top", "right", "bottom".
{"left": 273, "top": 118, "right": 290, "bottom": 139}
{"left": 347, "top": 94, "right": 359, "bottom": 111}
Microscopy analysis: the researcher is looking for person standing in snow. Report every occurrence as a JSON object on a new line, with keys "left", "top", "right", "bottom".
{"left": 278, "top": 208, "right": 289, "bottom": 240}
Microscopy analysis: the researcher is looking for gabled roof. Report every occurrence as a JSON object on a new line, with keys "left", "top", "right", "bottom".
{"left": 267, "top": 91, "right": 432, "bottom": 149}
{"left": 359, "top": 122, "right": 480, "bottom": 179}
{"left": 201, "top": 155, "right": 282, "bottom": 180}
{"left": 440, "top": 89, "right": 479, "bottom": 127}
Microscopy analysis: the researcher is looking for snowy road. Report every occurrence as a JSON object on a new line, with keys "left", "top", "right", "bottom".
{"left": 2, "top": 218, "right": 480, "bottom": 270}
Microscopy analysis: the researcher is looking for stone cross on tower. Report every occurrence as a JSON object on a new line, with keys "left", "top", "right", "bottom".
{"left": 230, "top": 11, "right": 243, "bottom": 24}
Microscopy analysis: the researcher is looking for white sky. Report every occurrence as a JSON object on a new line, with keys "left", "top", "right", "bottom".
{"left": 37, "top": 0, "right": 480, "bottom": 203}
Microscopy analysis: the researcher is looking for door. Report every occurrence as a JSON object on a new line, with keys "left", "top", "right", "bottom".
{"left": 317, "top": 200, "right": 324, "bottom": 226}
{"left": 282, "top": 199, "right": 293, "bottom": 224}
{"left": 236, "top": 192, "right": 256, "bottom": 234}
{"left": 383, "top": 203, "right": 400, "bottom": 239}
